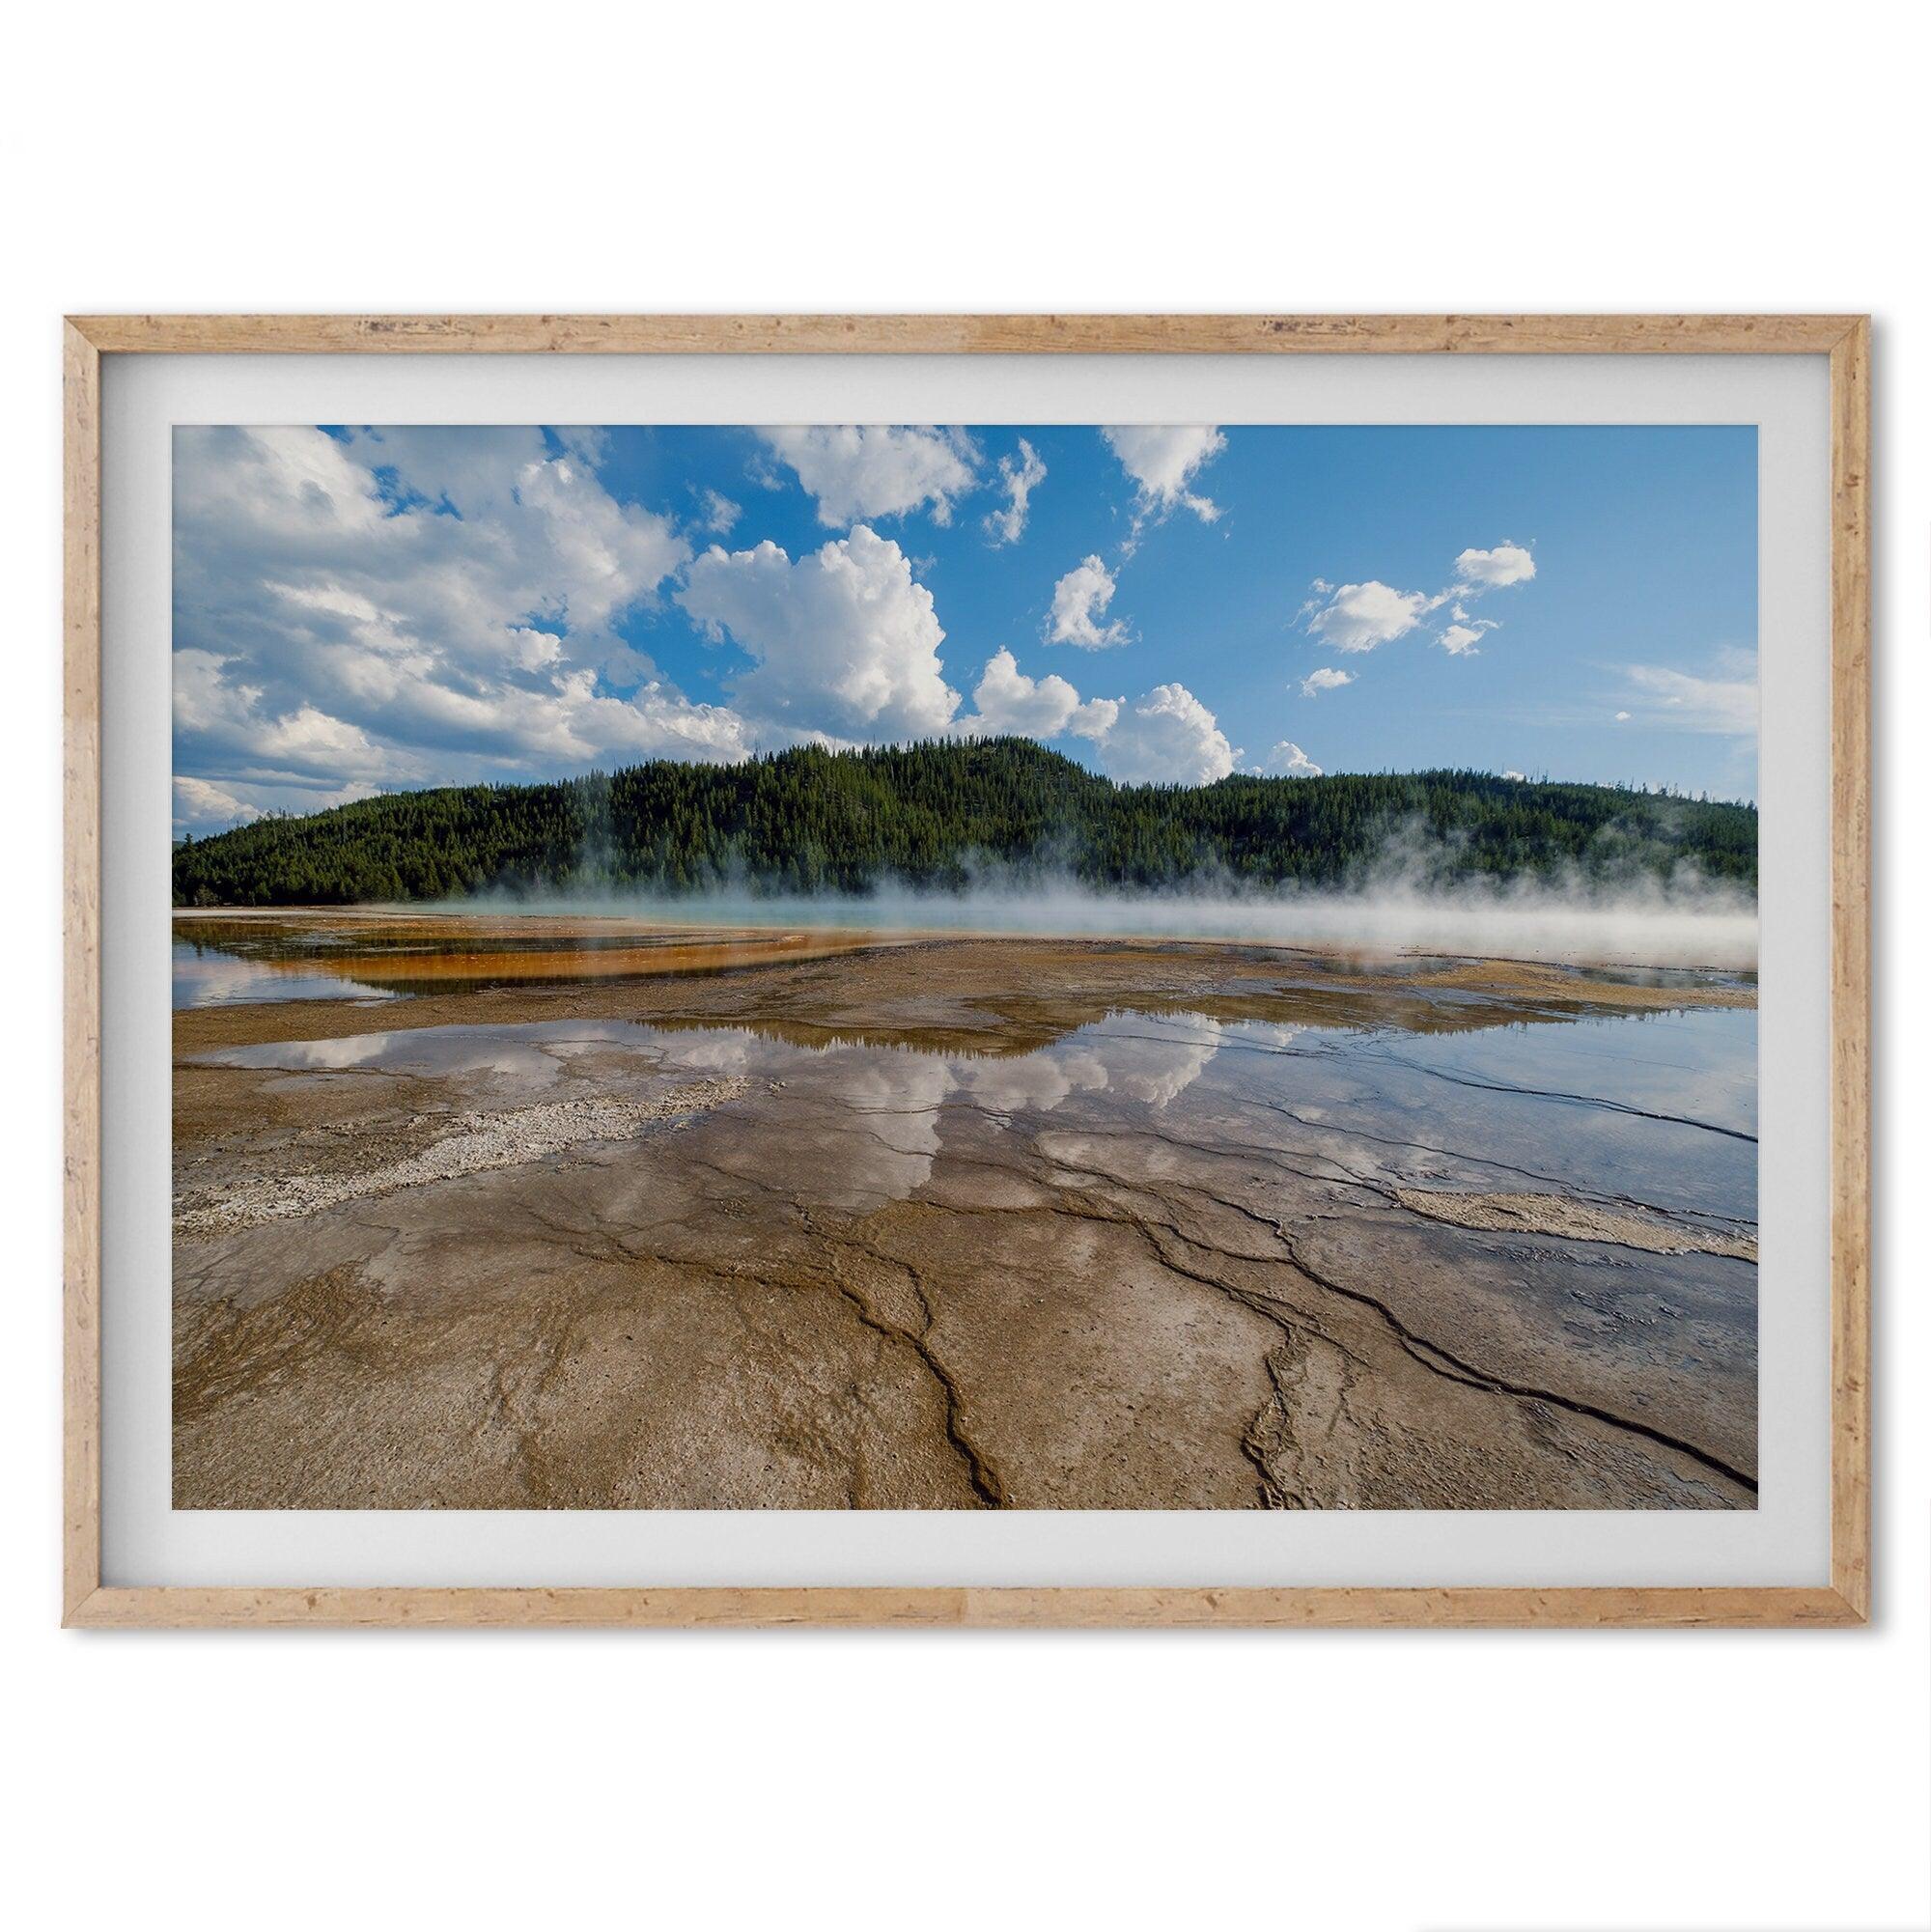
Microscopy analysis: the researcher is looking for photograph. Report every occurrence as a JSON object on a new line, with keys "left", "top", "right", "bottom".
{"left": 168, "top": 417, "right": 1762, "bottom": 1513}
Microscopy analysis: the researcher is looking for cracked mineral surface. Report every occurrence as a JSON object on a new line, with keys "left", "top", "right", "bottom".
{"left": 171, "top": 913, "right": 1758, "bottom": 1510}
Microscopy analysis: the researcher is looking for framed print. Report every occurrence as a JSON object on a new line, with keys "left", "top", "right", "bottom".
{"left": 63, "top": 315, "right": 1869, "bottom": 1628}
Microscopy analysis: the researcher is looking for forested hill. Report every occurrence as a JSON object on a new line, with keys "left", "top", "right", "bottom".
{"left": 172, "top": 740, "right": 1758, "bottom": 908}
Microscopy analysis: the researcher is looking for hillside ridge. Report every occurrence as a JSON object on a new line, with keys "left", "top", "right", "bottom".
{"left": 173, "top": 738, "right": 1758, "bottom": 908}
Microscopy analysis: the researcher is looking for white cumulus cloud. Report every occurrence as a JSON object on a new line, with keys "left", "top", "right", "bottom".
{"left": 1301, "top": 667, "right": 1355, "bottom": 698}
{"left": 1454, "top": 540, "right": 1537, "bottom": 588}
{"left": 759, "top": 426, "right": 978, "bottom": 529}
{"left": 957, "top": 648, "right": 1117, "bottom": 742}
{"left": 1102, "top": 426, "right": 1226, "bottom": 526}
{"left": 1304, "top": 580, "right": 1432, "bottom": 652}
{"left": 1438, "top": 621, "right": 1495, "bottom": 657}
{"left": 1295, "top": 537, "right": 1537, "bottom": 682}
{"left": 1257, "top": 742, "right": 1322, "bottom": 777}
{"left": 1049, "top": 554, "right": 1130, "bottom": 648}
{"left": 1096, "top": 683, "right": 1236, "bottom": 786}
{"left": 171, "top": 426, "right": 734, "bottom": 832}
{"left": 678, "top": 525, "right": 962, "bottom": 744}
{"left": 174, "top": 775, "right": 262, "bottom": 830}
{"left": 984, "top": 438, "right": 1047, "bottom": 545}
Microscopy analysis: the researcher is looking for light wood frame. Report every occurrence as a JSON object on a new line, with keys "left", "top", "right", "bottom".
{"left": 62, "top": 315, "right": 1871, "bottom": 1629}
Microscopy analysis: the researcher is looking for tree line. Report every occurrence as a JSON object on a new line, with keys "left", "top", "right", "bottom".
{"left": 172, "top": 739, "right": 1758, "bottom": 907}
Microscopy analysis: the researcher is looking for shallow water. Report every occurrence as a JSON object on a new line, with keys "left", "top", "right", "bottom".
{"left": 171, "top": 921, "right": 889, "bottom": 1005}
{"left": 173, "top": 939, "right": 398, "bottom": 1008}
{"left": 173, "top": 913, "right": 1759, "bottom": 1013}
{"left": 176, "top": 934, "right": 1762, "bottom": 1509}
{"left": 195, "top": 1001, "right": 1757, "bottom": 1230}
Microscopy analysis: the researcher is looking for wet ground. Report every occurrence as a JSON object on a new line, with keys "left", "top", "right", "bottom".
{"left": 171, "top": 911, "right": 1759, "bottom": 1511}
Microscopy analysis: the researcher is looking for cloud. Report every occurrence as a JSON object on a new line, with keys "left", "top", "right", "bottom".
{"left": 173, "top": 770, "right": 384, "bottom": 834}
{"left": 1438, "top": 620, "right": 1495, "bottom": 657}
{"left": 1295, "top": 538, "right": 1537, "bottom": 674}
{"left": 984, "top": 438, "right": 1047, "bottom": 546}
{"left": 957, "top": 648, "right": 1117, "bottom": 742}
{"left": 1303, "top": 580, "right": 1432, "bottom": 652}
{"left": 1618, "top": 659, "right": 1757, "bottom": 735}
{"left": 176, "top": 633, "right": 748, "bottom": 806}
{"left": 330, "top": 425, "right": 541, "bottom": 519}
{"left": 1095, "top": 683, "right": 1236, "bottom": 786}
{"left": 696, "top": 489, "right": 742, "bottom": 536}
{"left": 171, "top": 426, "right": 751, "bottom": 832}
{"left": 1102, "top": 426, "right": 1226, "bottom": 527}
{"left": 554, "top": 426, "right": 612, "bottom": 468}
{"left": 1615, "top": 710, "right": 1632, "bottom": 721}
{"left": 1048, "top": 554, "right": 1130, "bottom": 648}
{"left": 191, "top": 426, "right": 692, "bottom": 661}
{"left": 325, "top": 432, "right": 691, "bottom": 647}
{"left": 678, "top": 525, "right": 961, "bottom": 743}
{"left": 1454, "top": 540, "right": 1536, "bottom": 588}
{"left": 1502, "top": 770, "right": 1527, "bottom": 782}
{"left": 1256, "top": 741, "right": 1322, "bottom": 777}
{"left": 758, "top": 426, "right": 978, "bottom": 528}
{"left": 1072, "top": 695, "right": 1123, "bottom": 742}
{"left": 174, "top": 775, "right": 262, "bottom": 831}
{"left": 1301, "top": 666, "right": 1355, "bottom": 698}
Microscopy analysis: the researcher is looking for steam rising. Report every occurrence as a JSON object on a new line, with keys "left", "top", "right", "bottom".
{"left": 456, "top": 871, "right": 1757, "bottom": 971}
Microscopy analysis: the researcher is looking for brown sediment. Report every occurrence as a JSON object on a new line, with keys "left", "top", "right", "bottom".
{"left": 172, "top": 924, "right": 1753, "bottom": 1056}
{"left": 283, "top": 938, "right": 889, "bottom": 985}
{"left": 175, "top": 1077, "right": 749, "bottom": 1236}
{"left": 1392, "top": 1188, "right": 1758, "bottom": 1261}
{"left": 174, "top": 910, "right": 899, "bottom": 989}
{"left": 1298, "top": 954, "right": 1755, "bottom": 1009}
{"left": 170, "top": 917, "right": 1758, "bottom": 1513}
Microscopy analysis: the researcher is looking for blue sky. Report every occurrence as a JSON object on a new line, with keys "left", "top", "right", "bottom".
{"left": 172, "top": 421, "right": 1756, "bottom": 833}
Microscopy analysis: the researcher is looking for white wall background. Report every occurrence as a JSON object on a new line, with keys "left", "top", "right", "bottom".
{"left": 3, "top": 6, "right": 1923, "bottom": 1926}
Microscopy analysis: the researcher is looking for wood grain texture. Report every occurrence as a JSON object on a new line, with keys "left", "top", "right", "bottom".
{"left": 63, "top": 324, "right": 101, "bottom": 1624}
{"left": 64, "top": 313, "right": 1863, "bottom": 357}
{"left": 60, "top": 314, "right": 1873, "bottom": 1629}
{"left": 1829, "top": 318, "right": 1872, "bottom": 1620}
{"left": 64, "top": 1585, "right": 1865, "bottom": 1630}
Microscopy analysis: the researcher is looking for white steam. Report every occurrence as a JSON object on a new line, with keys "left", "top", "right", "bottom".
{"left": 452, "top": 871, "right": 1756, "bottom": 971}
